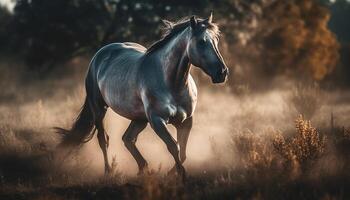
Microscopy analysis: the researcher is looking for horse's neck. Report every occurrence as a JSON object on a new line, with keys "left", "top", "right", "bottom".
{"left": 155, "top": 28, "right": 191, "bottom": 90}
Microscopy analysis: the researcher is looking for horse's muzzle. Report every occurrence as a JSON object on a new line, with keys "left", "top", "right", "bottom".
{"left": 212, "top": 68, "right": 229, "bottom": 84}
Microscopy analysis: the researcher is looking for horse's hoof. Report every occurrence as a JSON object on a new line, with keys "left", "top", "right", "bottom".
{"left": 104, "top": 166, "right": 112, "bottom": 176}
{"left": 181, "top": 171, "right": 187, "bottom": 183}
{"left": 137, "top": 171, "right": 143, "bottom": 176}
{"left": 170, "top": 166, "right": 186, "bottom": 183}
{"left": 167, "top": 166, "right": 177, "bottom": 176}
{"left": 137, "top": 165, "right": 149, "bottom": 176}
{"left": 179, "top": 168, "right": 186, "bottom": 183}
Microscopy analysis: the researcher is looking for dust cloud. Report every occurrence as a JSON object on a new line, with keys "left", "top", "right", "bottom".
{"left": 1, "top": 59, "right": 349, "bottom": 182}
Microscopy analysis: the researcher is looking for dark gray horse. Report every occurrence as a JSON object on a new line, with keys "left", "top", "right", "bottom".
{"left": 57, "top": 14, "right": 228, "bottom": 180}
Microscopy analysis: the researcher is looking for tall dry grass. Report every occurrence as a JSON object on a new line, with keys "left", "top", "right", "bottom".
{"left": 0, "top": 60, "right": 91, "bottom": 183}
{"left": 0, "top": 60, "right": 350, "bottom": 199}
{"left": 286, "top": 83, "right": 325, "bottom": 120}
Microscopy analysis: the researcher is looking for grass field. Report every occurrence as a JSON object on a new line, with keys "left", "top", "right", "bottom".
{"left": 1, "top": 59, "right": 350, "bottom": 199}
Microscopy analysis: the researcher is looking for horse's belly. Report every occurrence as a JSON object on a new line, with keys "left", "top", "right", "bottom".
{"left": 111, "top": 105, "right": 146, "bottom": 120}
{"left": 108, "top": 97, "right": 146, "bottom": 120}
{"left": 100, "top": 85, "right": 146, "bottom": 120}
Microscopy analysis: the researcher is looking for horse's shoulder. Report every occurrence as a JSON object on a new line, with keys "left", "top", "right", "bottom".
{"left": 188, "top": 75, "right": 198, "bottom": 97}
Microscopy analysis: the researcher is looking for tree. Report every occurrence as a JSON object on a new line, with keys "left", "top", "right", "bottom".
{"left": 261, "top": 0, "right": 340, "bottom": 80}
{"left": 9, "top": 0, "right": 111, "bottom": 70}
{"left": 2, "top": 0, "right": 341, "bottom": 84}
{"left": 7, "top": 0, "right": 212, "bottom": 71}
{"left": 222, "top": 0, "right": 340, "bottom": 91}
{"left": 0, "top": 5, "right": 12, "bottom": 55}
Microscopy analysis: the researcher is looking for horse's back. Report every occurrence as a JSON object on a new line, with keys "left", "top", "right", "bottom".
{"left": 92, "top": 42, "right": 146, "bottom": 85}
{"left": 90, "top": 42, "right": 147, "bottom": 119}
{"left": 92, "top": 42, "right": 145, "bottom": 69}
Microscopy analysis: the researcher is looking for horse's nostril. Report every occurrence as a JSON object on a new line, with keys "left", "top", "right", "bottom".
{"left": 225, "top": 68, "right": 229, "bottom": 75}
{"left": 222, "top": 68, "right": 229, "bottom": 75}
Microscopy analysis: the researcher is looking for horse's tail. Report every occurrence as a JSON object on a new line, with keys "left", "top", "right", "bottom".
{"left": 55, "top": 50, "right": 108, "bottom": 153}
{"left": 55, "top": 97, "right": 96, "bottom": 148}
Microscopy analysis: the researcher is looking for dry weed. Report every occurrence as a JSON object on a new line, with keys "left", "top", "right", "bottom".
{"left": 273, "top": 115, "right": 326, "bottom": 174}
{"left": 228, "top": 129, "right": 285, "bottom": 182}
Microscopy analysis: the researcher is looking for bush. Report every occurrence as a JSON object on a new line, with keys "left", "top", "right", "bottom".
{"left": 232, "top": 130, "right": 277, "bottom": 173}
{"left": 228, "top": 115, "right": 326, "bottom": 180}
{"left": 273, "top": 115, "right": 326, "bottom": 173}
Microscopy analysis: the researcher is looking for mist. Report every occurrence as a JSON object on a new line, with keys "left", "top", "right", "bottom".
{"left": 1, "top": 0, "right": 350, "bottom": 199}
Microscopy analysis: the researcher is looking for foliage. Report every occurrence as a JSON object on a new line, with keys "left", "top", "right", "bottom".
{"left": 0, "top": 0, "right": 342, "bottom": 84}
{"left": 0, "top": 5, "right": 12, "bottom": 54}
{"left": 226, "top": 0, "right": 340, "bottom": 90}
{"left": 8, "top": 0, "right": 112, "bottom": 70}
{"left": 273, "top": 115, "right": 326, "bottom": 172}
{"left": 261, "top": 0, "right": 340, "bottom": 80}
{"left": 230, "top": 115, "right": 326, "bottom": 179}
{"left": 231, "top": 130, "right": 279, "bottom": 175}
{"left": 0, "top": 62, "right": 350, "bottom": 199}
{"left": 4, "top": 0, "right": 214, "bottom": 70}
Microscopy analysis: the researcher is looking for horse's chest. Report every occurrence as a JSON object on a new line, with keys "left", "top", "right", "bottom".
{"left": 168, "top": 105, "right": 187, "bottom": 124}
{"left": 168, "top": 96, "right": 196, "bottom": 124}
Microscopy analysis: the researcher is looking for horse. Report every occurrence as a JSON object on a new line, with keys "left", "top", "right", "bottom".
{"left": 56, "top": 13, "right": 229, "bottom": 180}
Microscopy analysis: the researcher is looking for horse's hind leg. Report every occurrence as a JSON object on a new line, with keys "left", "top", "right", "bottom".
{"left": 169, "top": 117, "right": 192, "bottom": 174}
{"left": 122, "top": 120, "right": 148, "bottom": 175}
{"left": 96, "top": 113, "right": 111, "bottom": 175}
{"left": 86, "top": 65, "right": 110, "bottom": 175}
{"left": 91, "top": 93, "right": 109, "bottom": 174}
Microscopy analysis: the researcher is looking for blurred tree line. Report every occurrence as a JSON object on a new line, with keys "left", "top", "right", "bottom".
{"left": 325, "top": 0, "right": 350, "bottom": 87}
{"left": 0, "top": 0, "right": 348, "bottom": 88}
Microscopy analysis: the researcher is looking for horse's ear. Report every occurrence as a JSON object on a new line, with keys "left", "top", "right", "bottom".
{"left": 190, "top": 16, "right": 197, "bottom": 29}
{"left": 208, "top": 11, "right": 213, "bottom": 23}
{"left": 203, "top": 11, "right": 213, "bottom": 24}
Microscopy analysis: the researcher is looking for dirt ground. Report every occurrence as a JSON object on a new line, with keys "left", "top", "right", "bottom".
{"left": 1, "top": 59, "right": 350, "bottom": 199}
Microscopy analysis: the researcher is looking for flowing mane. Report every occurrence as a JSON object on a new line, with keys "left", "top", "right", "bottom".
{"left": 146, "top": 17, "right": 220, "bottom": 54}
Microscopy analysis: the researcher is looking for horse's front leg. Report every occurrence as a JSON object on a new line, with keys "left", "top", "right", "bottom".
{"left": 148, "top": 114, "right": 186, "bottom": 181}
{"left": 122, "top": 120, "right": 148, "bottom": 175}
{"left": 169, "top": 117, "right": 193, "bottom": 175}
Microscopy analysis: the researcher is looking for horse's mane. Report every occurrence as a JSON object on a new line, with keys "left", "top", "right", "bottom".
{"left": 146, "top": 17, "right": 220, "bottom": 54}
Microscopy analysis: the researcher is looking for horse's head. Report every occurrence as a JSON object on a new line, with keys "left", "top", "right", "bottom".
{"left": 187, "top": 13, "right": 229, "bottom": 84}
